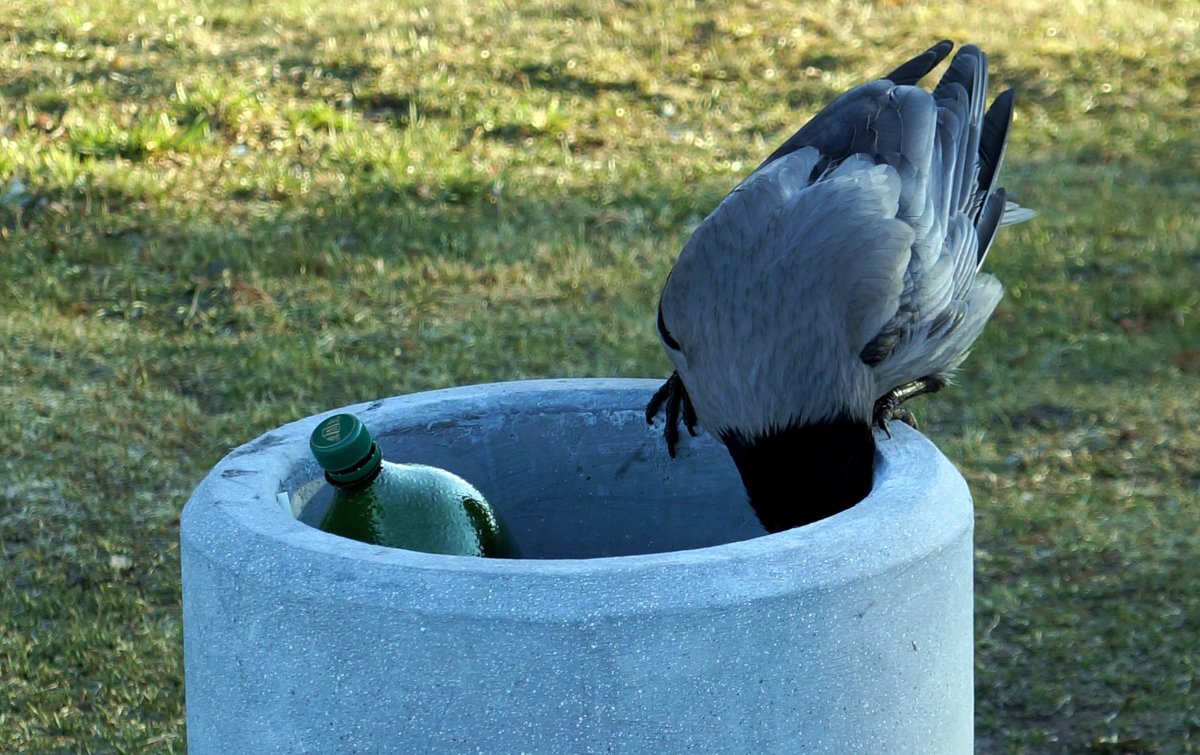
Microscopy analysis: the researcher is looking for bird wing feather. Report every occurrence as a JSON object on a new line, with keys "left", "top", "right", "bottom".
{"left": 660, "top": 149, "right": 915, "bottom": 431}
{"left": 655, "top": 40, "right": 1035, "bottom": 432}
{"left": 856, "top": 45, "right": 1034, "bottom": 394}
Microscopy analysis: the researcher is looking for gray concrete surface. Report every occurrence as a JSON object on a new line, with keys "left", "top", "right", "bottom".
{"left": 181, "top": 378, "right": 974, "bottom": 753}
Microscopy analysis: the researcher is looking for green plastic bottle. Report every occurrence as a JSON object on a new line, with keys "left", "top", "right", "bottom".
{"left": 308, "top": 413, "right": 519, "bottom": 558}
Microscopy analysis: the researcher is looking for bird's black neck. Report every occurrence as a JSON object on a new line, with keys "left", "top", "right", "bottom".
{"left": 720, "top": 416, "right": 876, "bottom": 533}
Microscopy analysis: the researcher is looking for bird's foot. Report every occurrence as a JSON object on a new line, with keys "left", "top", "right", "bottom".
{"left": 872, "top": 393, "right": 902, "bottom": 438}
{"left": 873, "top": 398, "right": 920, "bottom": 437}
{"left": 890, "top": 407, "right": 919, "bottom": 429}
{"left": 873, "top": 376, "right": 946, "bottom": 436}
{"left": 645, "top": 371, "right": 697, "bottom": 458}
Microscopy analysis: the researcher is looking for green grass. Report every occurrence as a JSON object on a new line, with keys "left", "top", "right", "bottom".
{"left": 2, "top": 0, "right": 1198, "bottom": 751}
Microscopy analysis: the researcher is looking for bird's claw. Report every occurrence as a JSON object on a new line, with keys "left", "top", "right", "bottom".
{"left": 893, "top": 408, "right": 918, "bottom": 427}
{"left": 874, "top": 406, "right": 919, "bottom": 439}
{"left": 873, "top": 396, "right": 920, "bottom": 437}
{"left": 646, "top": 372, "right": 697, "bottom": 458}
{"left": 874, "top": 377, "right": 945, "bottom": 436}
{"left": 872, "top": 392, "right": 899, "bottom": 437}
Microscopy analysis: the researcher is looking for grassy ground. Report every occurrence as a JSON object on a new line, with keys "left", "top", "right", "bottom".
{"left": 2, "top": 0, "right": 1197, "bottom": 751}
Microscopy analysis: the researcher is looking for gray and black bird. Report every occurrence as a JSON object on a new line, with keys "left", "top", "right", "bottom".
{"left": 647, "top": 40, "right": 1034, "bottom": 533}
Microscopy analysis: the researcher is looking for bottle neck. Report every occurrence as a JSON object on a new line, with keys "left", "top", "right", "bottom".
{"left": 324, "top": 442, "right": 384, "bottom": 489}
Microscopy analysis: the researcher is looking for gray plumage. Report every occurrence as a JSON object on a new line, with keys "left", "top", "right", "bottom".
{"left": 649, "top": 41, "right": 1034, "bottom": 532}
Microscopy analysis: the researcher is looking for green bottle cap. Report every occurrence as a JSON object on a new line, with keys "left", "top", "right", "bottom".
{"left": 310, "top": 414, "right": 379, "bottom": 479}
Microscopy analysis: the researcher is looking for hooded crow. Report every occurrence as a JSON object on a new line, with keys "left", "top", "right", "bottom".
{"left": 646, "top": 40, "right": 1034, "bottom": 533}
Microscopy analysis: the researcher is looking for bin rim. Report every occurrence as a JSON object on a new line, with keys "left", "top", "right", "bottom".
{"left": 181, "top": 378, "right": 972, "bottom": 620}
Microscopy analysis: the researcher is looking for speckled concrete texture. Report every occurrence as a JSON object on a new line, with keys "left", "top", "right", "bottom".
{"left": 181, "top": 379, "right": 974, "bottom": 754}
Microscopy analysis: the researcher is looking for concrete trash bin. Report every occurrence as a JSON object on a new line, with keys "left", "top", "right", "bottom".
{"left": 181, "top": 378, "right": 974, "bottom": 753}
